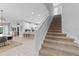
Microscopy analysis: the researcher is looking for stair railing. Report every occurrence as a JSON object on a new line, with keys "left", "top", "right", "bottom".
{"left": 34, "top": 14, "right": 53, "bottom": 55}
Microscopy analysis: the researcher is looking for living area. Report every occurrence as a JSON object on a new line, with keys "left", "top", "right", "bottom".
{"left": 0, "top": 3, "right": 50, "bottom": 56}
{"left": 0, "top": 3, "right": 39, "bottom": 56}
{"left": 0, "top": 10, "right": 36, "bottom": 55}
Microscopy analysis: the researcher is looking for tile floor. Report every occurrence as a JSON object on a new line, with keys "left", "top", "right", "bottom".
{"left": 0, "top": 37, "right": 35, "bottom": 56}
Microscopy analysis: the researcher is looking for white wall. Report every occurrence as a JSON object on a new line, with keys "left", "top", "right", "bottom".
{"left": 53, "top": 3, "right": 62, "bottom": 15}
{"left": 53, "top": 3, "right": 62, "bottom": 6}
{"left": 44, "top": 3, "right": 53, "bottom": 16}
{"left": 62, "top": 3, "right": 79, "bottom": 44}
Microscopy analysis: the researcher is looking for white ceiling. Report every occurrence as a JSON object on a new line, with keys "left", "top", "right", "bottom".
{"left": 0, "top": 3, "right": 49, "bottom": 24}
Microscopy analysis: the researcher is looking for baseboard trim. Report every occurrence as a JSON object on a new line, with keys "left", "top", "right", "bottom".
{"left": 63, "top": 31, "right": 79, "bottom": 44}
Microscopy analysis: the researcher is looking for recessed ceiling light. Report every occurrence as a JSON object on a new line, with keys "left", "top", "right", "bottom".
{"left": 38, "top": 14, "right": 40, "bottom": 16}
{"left": 32, "top": 12, "right": 34, "bottom": 15}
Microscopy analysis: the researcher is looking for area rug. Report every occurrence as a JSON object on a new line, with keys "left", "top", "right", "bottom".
{"left": 0, "top": 41, "right": 22, "bottom": 53}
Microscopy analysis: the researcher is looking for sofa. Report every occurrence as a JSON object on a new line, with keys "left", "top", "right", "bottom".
{"left": 0, "top": 35, "right": 13, "bottom": 47}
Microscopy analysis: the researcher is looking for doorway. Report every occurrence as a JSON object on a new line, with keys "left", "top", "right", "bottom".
{"left": 17, "top": 27, "right": 19, "bottom": 36}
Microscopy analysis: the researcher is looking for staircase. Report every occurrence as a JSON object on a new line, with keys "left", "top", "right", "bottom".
{"left": 39, "top": 15, "right": 79, "bottom": 56}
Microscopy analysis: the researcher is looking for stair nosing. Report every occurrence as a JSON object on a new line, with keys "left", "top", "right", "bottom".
{"left": 47, "top": 33, "right": 67, "bottom": 36}
{"left": 46, "top": 35, "right": 74, "bottom": 40}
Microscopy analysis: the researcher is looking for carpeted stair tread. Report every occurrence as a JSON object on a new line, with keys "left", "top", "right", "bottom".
{"left": 43, "top": 43, "right": 79, "bottom": 55}
{"left": 46, "top": 35, "right": 74, "bottom": 40}
{"left": 39, "top": 48, "right": 75, "bottom": 56}
{"left": 45, "top": 35, "right": 74, "bottom": 42}
{"left": 48, "top": 30, "right": 62, "bottom": 32}
{"left": 47, "top": 32, "right": 66, "bottom": 36}
{"left": 44, "top": 39, "right": 79, "bottom": 48}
